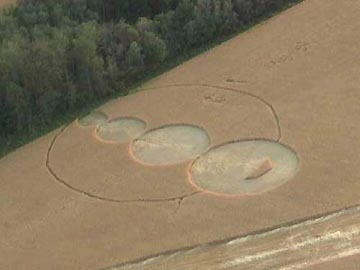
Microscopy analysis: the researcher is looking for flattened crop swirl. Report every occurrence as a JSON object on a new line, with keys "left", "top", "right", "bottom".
{"left": 45, "top": 83, "right": 282, "bottom": 204}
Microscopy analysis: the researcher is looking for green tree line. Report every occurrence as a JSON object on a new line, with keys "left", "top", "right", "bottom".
{"left": 0, "top": 0, "right": 300, "bottom": 155}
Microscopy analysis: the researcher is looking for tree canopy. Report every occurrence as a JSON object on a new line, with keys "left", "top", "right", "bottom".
{"left": 0, "top": 0, "right": 301, "bottom": 155}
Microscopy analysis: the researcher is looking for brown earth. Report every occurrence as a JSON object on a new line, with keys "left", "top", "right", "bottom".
{"left": 1, "top": 0, "right": 360, "bottom": 269}
{"left": 0, "top": 0, "right": 15, "bottom": 8}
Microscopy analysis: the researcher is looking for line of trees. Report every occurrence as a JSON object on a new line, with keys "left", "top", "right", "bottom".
{"left": 0, "top": 0, "right": 300, "bottom": 152}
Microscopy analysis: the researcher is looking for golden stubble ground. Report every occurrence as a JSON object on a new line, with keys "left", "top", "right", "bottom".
{"left": 1, "top": 0, "right": 360, "bottom": 269}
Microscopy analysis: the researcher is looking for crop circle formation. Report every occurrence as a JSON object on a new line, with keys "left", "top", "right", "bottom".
{"left": 47, "top": 84, "right": 299, "bottom": 202}
{"left": 95, "top": 117, "right": 146, "bottom": 143}
{"left": 188, "top": 140, "right": 299, "bottom": 196}
{"left": 131, "top": 124, "right": 211, "bottom": 166}
{"left": 78, "top": 111, "right": 108, "bottom": 127}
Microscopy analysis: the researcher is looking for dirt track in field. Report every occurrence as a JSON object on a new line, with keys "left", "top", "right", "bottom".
{"left": 105, "top": 205, "right": 360, "bottom": 270}
{"left": 2, "top": 0, "right": 360, "bottom": 269}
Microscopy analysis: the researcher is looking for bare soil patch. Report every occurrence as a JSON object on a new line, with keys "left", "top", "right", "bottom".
{"left": 0, "top": 0, "right": 15, "bottom": 8}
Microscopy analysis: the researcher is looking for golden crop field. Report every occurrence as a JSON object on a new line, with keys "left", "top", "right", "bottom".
{"left": 1, "top": 0, "right": 360, "bottom": 269}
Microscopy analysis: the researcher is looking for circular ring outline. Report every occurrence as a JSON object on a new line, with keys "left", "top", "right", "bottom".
{"left": 46, "top": 83, "right": 282, "bottom": 203}
{"left": 186, "top": 138, "right": 300, "bottom": 198}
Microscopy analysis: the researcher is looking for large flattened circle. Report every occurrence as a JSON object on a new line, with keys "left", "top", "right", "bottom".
{"left": 96, "top": 117, "right": 146, "bottom": 143}
{"left": 189, "top": 140, "right": 299, "bottom": 196}
{"left": 48, "top": 85, "right": 280, "bottom": 201}
{"left": 131, "top": 124, "right": 210, "bottom": 166}
{"left": 78, "top": 111, "right": 108, "bottom": 127}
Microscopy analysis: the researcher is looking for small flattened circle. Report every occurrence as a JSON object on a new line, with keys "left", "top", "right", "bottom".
{"left": 189, "top": 140, "right": 299, "bottom": 196}
{"left": 78, "top": 111, "right": 108, "bottom": 127}
{"left": 131, "top": 124, "right": 210, "bottom": 166}
{"left": 96, "top": 117, "right": 146, "bottom": 143}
